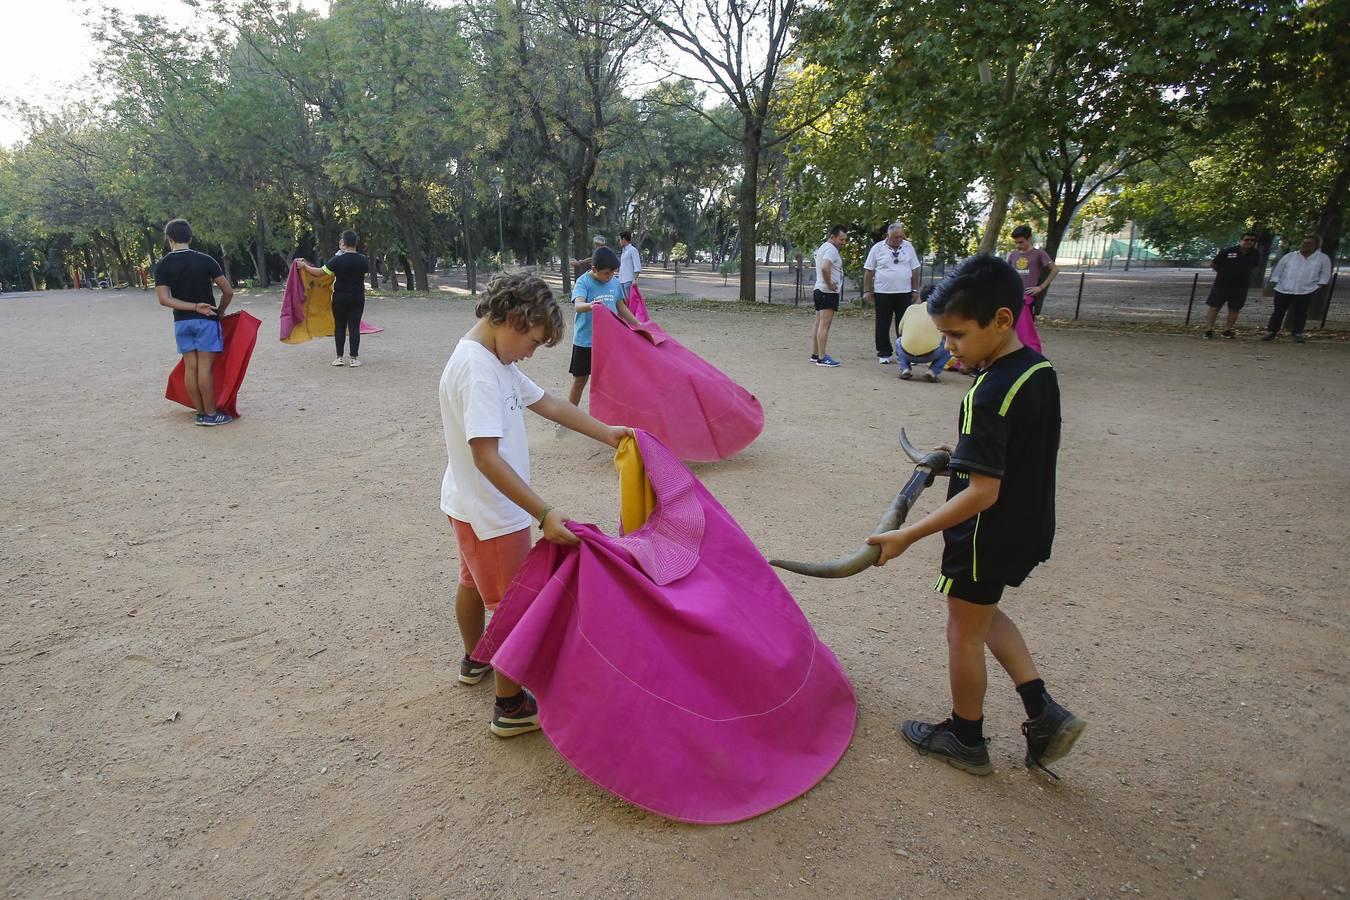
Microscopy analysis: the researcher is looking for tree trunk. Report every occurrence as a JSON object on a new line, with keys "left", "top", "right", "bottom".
{"left": 979, "top": 172, "right": 1014, "bottom": 255}
{"left": 462, "top": 194, "right": 477, "bottom": 295}
{"left": 219, "top": 245, "right": 233, "bottom": 285}
{"left": 254, "top": 209, "right": 270, "bottom": 288}
{"left": 559, "top": 195, "right": 572, "bottom": 295}
{"left": 737, "top": 122, "right": 763, "bottom": 303}
{"left": 1252, "top": 225, "right": 1274, "bottom": 287}
{"left": 570, "top": 148, "right": 597, "bottom": 260}
{"left": 1310, "top": 143, "right": 1348, "bottom": 320}
{"left": 369, "top": 251, "right": 379, "bottom": 290}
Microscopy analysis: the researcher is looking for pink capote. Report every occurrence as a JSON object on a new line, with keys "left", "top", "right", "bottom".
{"left": 591, "top": 308, "right": 764, "bottom": 462}
{"left": 624, "top": 283, "right": 650, "bottom": 322}
{"left": 1017, "top": 293, "right": 1043, "bottom": 353}
{"left": 279, "top": 261, "right": 381, "bottom": 342}
{"left": 474, "top": 431, "right": 857, "bottom": 824}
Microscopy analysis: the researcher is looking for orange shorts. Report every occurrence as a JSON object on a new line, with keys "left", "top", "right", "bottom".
{"left": 450, "top": 517, "right": 533, "bottom": 611}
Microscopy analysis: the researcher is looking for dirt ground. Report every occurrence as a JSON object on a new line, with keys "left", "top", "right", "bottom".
{"left": 2, "top": 287, "right": 1348, "bottom": 899}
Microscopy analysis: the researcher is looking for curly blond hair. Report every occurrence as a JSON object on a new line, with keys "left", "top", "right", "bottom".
{"left": 474, "top": 270, "right": 565, "bottom": 347}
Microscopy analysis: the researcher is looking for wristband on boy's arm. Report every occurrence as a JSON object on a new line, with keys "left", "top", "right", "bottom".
{"left": 538, "top": 505, "right": 554, "bottom": 529}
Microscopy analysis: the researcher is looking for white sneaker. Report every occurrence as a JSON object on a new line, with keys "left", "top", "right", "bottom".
{"left": 332, "top": 356, "right": 346, "bottom": 366}
{"left": 878, "top": 355, "right": 893, "bottom": 364}
{"left": 924, "top": 368, "right": 941, "bottom": 383}
{"left": 349, "top": 357, "right": 362, "bottom": 368}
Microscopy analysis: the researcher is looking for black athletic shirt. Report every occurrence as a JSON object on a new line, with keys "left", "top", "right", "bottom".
{"left": 154, "top": 249, "right": 224, "bottom": 321}
{"left": 942, "top": 346, "right": 1060, "bottom": 587}
{"left": 324, "top": 252, "right": 369, "bottom": 301}
{"left": 1211, "top": 246, "right": 1261, "bottom": 292}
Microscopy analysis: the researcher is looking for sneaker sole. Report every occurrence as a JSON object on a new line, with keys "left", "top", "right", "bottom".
{"left": 458, "top": 669, "right": 490, "bottom": 686}
{"left": 1031, "top": 715, "right": 1087, "bottom": 767}
{"left": 489, "top": 718, "right": 541, "bottom": 738}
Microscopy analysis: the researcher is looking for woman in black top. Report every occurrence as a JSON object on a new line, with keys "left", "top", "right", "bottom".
{"left": 298, "top": 230, "right": 371, "bottom": 367}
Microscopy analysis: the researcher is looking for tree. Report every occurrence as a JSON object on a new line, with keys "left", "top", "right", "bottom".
{"left": 620, "top": 0, "right": 824, "bottom": 301}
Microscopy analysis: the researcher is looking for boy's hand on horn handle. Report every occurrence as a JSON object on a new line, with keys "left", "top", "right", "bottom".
{"left": 866, "top": 527, "right": 918, "bottom": 567}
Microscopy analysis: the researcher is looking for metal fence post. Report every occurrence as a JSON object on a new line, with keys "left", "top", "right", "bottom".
{"left": 1184, "top": 273, "right": 1199, "bottom": 325}
{"left": 1074, "top": 272, "right": 1085, "bottom": 320}
{"left": 768, "top": 270, "right": 773, "bottom": 304}
{"left": 795, "top": 263, "right": 802, "bottom": 305}
{"left": 1321, "top": 272, "right": 1338, "bottom": 330}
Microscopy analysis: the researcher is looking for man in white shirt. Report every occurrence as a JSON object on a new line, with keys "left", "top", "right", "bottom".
{"left": 811, "top": 225, "right": 849, "bottom": 367}
{"left": 618, "top": 230, "right": 641, "bottom": 302}
{"left": 863, "top": 222, "right": 921, "bottom": 363}
{"left": 1263, "top": 234, "right": 1332, "bottom": 343}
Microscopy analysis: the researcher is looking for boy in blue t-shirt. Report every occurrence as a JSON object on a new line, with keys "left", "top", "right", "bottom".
{"left": 153, "top": 218, "right": 235, "bottom": 426}
{"left": 567, "top": 246, "right": 641, "bottom": 407}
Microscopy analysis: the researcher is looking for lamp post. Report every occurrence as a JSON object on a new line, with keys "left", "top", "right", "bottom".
{"left": 491, "top": 174, "right": 505, "bottom": 269}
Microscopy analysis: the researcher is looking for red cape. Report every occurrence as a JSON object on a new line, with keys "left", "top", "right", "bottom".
{"left": 165, "top": 311, "right": 261, "bottom": 418}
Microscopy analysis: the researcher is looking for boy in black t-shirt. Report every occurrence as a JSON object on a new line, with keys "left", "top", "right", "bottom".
{"left": 298, "top": 230, "right": 371, "bottom": 367}
{"left": 1203, "top": 231, "right": 1262, "bottom": 339}
{"left": 866, "top": 254, "right": 1085, "bottom": 778}
{"left": 153, "top": 219, "right": 235, "bottom": 426}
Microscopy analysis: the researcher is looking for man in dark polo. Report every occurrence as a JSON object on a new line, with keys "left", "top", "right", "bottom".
{"left": 1203, "top": 231, "right": 1262, "bottom": 340}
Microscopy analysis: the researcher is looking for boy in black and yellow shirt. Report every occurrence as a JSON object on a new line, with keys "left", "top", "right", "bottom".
{"left": 867, "top": 254, "right": 1086, "bottom": 777}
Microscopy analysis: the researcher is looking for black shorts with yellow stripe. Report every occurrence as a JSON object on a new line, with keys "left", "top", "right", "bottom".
{"left": 934, "top": 572, "right": 1005, "bottom": 606}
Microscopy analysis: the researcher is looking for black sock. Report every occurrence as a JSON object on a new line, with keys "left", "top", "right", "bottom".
{"left": 949, "top": 712, "right": 983, "bottom": 746}
{"left": 496, "top": 690, "right": 524, "bottom": 708}
{"left": 1017, "top": 679, "right": 1049, "bottom": 718}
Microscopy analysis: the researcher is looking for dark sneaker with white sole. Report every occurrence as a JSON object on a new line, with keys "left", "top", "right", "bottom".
{"left": 1021, "top": 700, "right": 1087, "bottom": 778}
{"left": 901, "top": 719, "right": 992, "bottom": 775}
{"left": 490, "top": 690, "right": 541, "bottom": 738}
{"left": 458, "top": 655, "right": 491, "bottom": 685}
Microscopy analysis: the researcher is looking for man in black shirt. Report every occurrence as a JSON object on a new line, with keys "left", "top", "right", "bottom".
{"left": 154, "top": 219, "right": 235, "bottom": 426}
{"left": 298, "top": 230, "right": 371, "bottom": 366}
{"left": 866, "top": 254, "right": 1085, "bottom": 779}
{"left": 1203, "top": 231, "right": 1262, "bottom": 339}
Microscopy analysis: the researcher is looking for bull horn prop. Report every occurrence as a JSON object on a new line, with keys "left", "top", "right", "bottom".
{"left": 769, "top": 428, "right": 951, "bottom": 578}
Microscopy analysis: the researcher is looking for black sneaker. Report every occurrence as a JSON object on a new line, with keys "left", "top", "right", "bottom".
{"left": 1261, "top": 332, "right": 1278, "bottom": 342}
{"left": 1221, "top": 330, "right": 1236, "bottom": 339}
{"left": 809, "top": 353, "right": 819, "bottom": 363}
{"left": 1202, "top": 330, "right": 1214, "bottom": 340}
{"left": 458, "top": 655, "right": 491, "bottom": 685}
{"left": 490, "top": 690, "right": 541, "bottom": 738}
{"left": 1294, "top": 332, "right": 1307, "bottom": 344}
{"left": 1021, "top": 700, "right": 1087, "bottom": 778}
{"left": 901, "top": 719, "right": 992, "bottom": 775}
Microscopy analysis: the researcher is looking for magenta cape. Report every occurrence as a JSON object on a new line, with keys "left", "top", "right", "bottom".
{"left": 1017, "top": 293, "right": 1043, "bottom": 353}
{"left": 591, "top": 309, "right": 764, "bottom": 462}
{"left": 165, "top": 311, "right": 261, "bottom": 418}
{"left": 475, "top": 431, "right": 856, "bottom": 824}
{"left": 624, "top": 283, "right": 650, "bottom": 322}
{"left": 279, "top": 262, "right": 381, "bottom": 342}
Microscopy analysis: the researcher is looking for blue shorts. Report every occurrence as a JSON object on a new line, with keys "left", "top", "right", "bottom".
{"left": 175, "top": 318, "right": 223, "bottom": 353}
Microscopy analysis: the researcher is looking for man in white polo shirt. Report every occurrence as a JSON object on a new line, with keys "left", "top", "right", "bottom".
{"left": 1263, "top": 234, "right": 1332, "bottom": 343}
{"left": 863, "top": 222, "right": 921, "bottom": 363}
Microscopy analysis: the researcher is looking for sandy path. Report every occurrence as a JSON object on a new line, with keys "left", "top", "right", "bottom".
{"left": 1, "top": 288, "right": 1347, "bottom": 898}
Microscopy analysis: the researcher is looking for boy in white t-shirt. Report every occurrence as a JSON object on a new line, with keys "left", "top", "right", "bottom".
{"left": 439, "top": 270, "right": 630, "bottom": 737}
